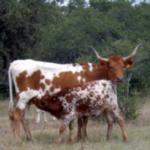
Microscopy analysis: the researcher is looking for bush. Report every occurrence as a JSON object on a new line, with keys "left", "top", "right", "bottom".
{"left": 118, "top": 82, "right": 140, "bottom": 120}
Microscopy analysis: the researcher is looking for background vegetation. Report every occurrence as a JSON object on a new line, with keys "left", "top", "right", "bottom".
{"left": 0, "top": 0, "right": 150, "bottom": 119}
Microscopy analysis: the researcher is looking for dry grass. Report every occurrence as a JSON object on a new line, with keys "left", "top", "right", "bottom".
{"left": 0, "top": 98, "right": 150, "bottom": 150}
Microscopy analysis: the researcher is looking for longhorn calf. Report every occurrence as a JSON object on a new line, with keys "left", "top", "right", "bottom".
{"left": 45, "top": 80, "right": 127, "bottom": 143}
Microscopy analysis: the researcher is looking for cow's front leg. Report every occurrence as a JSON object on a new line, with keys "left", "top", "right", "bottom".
{"left": 117, "top": 115, "right": 128, "bottom": 142}
{"left": 113, "top": 110, "right": 128, "bottom": 142}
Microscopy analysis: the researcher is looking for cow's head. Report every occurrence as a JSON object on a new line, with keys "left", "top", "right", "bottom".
{"left": 92, "top": 44, "right": 141, "bottom": 82}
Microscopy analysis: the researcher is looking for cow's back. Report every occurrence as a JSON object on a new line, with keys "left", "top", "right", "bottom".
{"left": 9, "top": 59, "right": 85, "bottom": 98}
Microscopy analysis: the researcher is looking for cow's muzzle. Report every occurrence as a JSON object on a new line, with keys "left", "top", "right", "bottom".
{"left": 116, "top": 77, "right": 124, "bottom": 82}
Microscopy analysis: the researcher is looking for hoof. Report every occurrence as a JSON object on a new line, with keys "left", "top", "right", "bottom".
{"left": 67, "top": 138, "right": 76, "bottom": 144}
{"left": 53, "top": 138, "right": 61, "bottom": 144}
{"left": 76, "top": 134, "right": 83, "bottom": 142}
{"left": 123, "top": 138, "right": 128, "bottom": 143}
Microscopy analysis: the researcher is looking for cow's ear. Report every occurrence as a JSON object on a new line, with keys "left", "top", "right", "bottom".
{"left": 124, "top": 58, "right": 133, "bottom": 68}
{"left": 100, "top": 60, "right": 108, "bottom": 66}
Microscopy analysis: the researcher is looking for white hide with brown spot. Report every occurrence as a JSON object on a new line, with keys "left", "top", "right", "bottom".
{"left": 56, "top": 80, "right": 120, "bottom": 126}
{"left": 88, "top": 63, "right": 93, "bottom": 72}
{"left": 8, "top": 59, "right": 84, "bottom": 109}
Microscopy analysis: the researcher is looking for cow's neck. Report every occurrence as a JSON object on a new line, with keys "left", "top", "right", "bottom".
{"left": 81, "top": 63, "right": 109, "bottom": 82}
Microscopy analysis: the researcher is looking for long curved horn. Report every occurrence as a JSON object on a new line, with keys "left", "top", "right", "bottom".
{"left": 123, "top": 43, "right": 142, "bottom": 60}
{"left": 91, "top": 46, "right": 108, "bottom": 61}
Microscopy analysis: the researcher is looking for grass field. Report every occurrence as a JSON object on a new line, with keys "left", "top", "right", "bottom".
{"left": 0, "top": 97, "right": 150, "bottom": 150}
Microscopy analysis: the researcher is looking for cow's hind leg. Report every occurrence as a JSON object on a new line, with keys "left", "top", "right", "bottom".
{"left": 21, "top": 106, "right": 32, "bottom": 140}
{"left": 9, "top": 107, "right": 23, "bottom": 142}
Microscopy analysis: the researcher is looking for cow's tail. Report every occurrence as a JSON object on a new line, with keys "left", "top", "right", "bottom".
{"left": 8, "top": 65, "right": 14, "bottom": 111}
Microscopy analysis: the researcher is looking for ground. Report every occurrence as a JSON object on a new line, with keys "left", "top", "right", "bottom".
{"left": 0, "top": 97, "right": 150, "bottom": 150}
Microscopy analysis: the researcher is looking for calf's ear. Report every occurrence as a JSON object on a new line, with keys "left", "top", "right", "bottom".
{"left": 124, "top": 58, "right": 133, "bottom": 68}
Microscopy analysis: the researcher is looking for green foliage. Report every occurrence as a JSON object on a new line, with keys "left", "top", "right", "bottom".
{"left": 117, "top": 83, "right": 140, "bottom": 119}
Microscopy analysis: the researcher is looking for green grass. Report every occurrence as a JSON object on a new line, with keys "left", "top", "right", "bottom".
{"left": 0, "top": 99, "right": 150, "bottom": 150}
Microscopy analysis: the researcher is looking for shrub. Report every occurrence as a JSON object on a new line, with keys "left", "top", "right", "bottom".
{"left": 118, "top": 82, "right": 140, "bottom": 120}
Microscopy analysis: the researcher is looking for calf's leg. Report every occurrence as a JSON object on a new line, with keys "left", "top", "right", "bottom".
{"left": 77, "top": 118, "right": 82, "bottom": 141}
{"left": 82, "top": 116, "right": 88, "bottom": 140}
{"left": 77, "top": 117, "right": 88, "bottom": 141}
{"left": 68, "top": 120, "right": 75, "bottom": 143}
{"left": 77, "top": 105, "right": 109, "bottom": 141}
{"left": 53, "top": 120, "right": 68, "bottom": 144}
{"left": 105, "top": 111, "right": 114, "bottom": 141}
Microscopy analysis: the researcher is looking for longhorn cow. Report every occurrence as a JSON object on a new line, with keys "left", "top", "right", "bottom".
{"left": 8, "top": 44, "right": 140, "bottom": 142}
